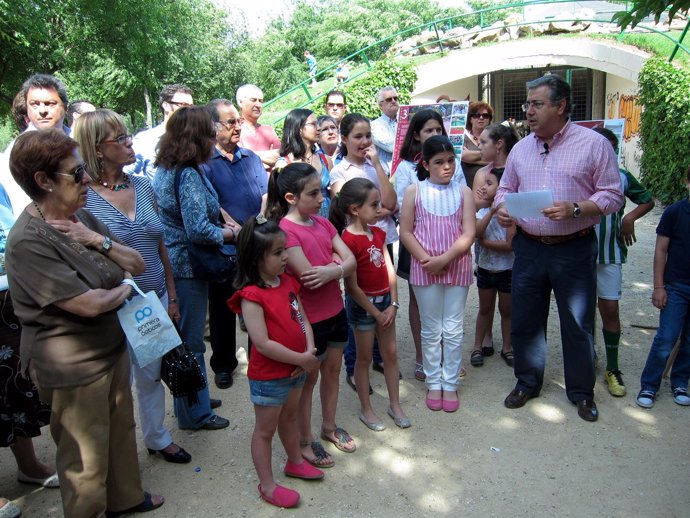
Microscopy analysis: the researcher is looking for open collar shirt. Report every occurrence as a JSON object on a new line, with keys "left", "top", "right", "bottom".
{"left": 495, "top": 120, "right": 623, "bottom": 236}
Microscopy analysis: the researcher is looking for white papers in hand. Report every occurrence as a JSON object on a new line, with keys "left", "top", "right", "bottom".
{"left": 504, "top": 190, "right": 554, "bottom": 219}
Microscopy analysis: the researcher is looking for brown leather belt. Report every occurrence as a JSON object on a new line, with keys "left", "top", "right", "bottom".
{"left": 518, "top": 227, "right": 592, "bottom": 245}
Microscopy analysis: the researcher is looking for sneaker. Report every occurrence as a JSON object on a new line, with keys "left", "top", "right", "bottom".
{"left": 604, "top": 369, "right": 626, "bottom": 397}
{"left": 672, "top": 387, "right": 690, "bottom": 406}
{"left": 636, "top": 390, "right": 656, "bottom": 409}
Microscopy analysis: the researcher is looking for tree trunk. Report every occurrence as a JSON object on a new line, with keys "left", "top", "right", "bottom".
{"left": 144, "top": 87, "right": 152, "bottom": 128}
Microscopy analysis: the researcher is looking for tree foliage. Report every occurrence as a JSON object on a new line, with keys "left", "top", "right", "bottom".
{"left": 0, "top": 0, "right": 247, "bottom": 133}
{"left": 637, "top": 57, "right": 690, "bottom": 205}
{"left": 613, "top": 1, "right": 690, "bottom": 29}
{"left": 244, "top": 0, "right": 461, "bottom": 99}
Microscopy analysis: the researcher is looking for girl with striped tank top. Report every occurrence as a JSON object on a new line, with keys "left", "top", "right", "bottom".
{"left": 399, "top": 136, "right": 476, "bottom": 413}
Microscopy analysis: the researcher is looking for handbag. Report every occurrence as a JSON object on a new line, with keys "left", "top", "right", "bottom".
{"left": 160, "top": 329, "right": 207, "bottom": 406}
{"left": 117, "top": 279, "right": 181, "bottom": 368}
{"left": 173, "top": 167, "right": 236, "bottom": 283}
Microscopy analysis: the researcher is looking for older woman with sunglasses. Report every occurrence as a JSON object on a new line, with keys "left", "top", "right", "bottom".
{"left": 460, "top": 101, "right": 494, "bottom": 188}
{"left": 74, "top": 109, "right": 192, "bottom": 465}
{"left": 6, "top": 129, "right": 164, "bottom": 517}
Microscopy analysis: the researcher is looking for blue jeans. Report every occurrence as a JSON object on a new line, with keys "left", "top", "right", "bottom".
{"left": 640, "top": 282, "right": 690, "bottom": 392}
{"left": 511, "top": 232, "right": 597, "bottom": 401}
{"left": 344, "top": 321, "right": 383, "bottom": 377}
{"left": 173, "top": 278, "right": 215, "bottom": 429}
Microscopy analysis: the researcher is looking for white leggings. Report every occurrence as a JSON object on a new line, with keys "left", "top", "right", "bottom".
{"left": 412, "top": 284, "right": 469, "bottom": 391}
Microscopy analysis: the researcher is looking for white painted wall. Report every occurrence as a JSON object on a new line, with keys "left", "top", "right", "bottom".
{"left": 411, "top": 77, "right": 477, "bottom": 105}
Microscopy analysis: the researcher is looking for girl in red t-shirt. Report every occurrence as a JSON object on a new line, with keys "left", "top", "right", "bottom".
{"left": 228, "top": 216, "right": 322, "bottom": 509}
{"left": 331, "top": 178, "right": 411, "bottom": 430}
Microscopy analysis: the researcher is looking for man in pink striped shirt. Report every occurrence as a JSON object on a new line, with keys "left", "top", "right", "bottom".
{"left": 495, "top": 74, "right": 623, "bottom": 422}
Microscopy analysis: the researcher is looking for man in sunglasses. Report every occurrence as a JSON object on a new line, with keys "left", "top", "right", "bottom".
{"left": 129, "top": 84, "right": 193, "bottom": 180}
{"left": 324, "top": 90, "right": 348, "bottom": 127}
{"left": 202, "top": 99, "right": 267, "bottom": 390}
{"left": 2, "top": 74, "right": 71, "bottom": 214}
{"left": 371, "top": 86, "right": 400, "bottom": 172}
{"left": 495, "top": 74, "right": 623, "bottom": 422}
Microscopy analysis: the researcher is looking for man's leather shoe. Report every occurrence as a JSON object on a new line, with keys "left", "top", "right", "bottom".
{"left": 210, "top": 398, "right": 222, "bottom": 409}
{"left": 215, "top": 372, "right": 233, "bottom": 389}
{"left": 504, "top": 388, "right": 534, "bottom": 409}
{"left": 201, "top": 415, "right": 230, "bottom": 430}
{"left": 576, "top": 399, "right": 598, "bottom": 422}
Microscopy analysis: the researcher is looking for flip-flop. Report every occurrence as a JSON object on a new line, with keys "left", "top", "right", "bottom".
{"left": 301, "top": 440, "right": 334, "bottom": 468}
{"left": 321, "top": 427, "right": 356, "bottom": 453}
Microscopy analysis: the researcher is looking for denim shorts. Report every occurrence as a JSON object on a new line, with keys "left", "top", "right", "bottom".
{"left": 476, "top": 267, "right": 512, "bottom": 293}
{"left": 311, "top": 309, "right": 349, "bottom": 358}
{"left": 248, "top": 373, "right": 306, "bottom": 407}
{"left": 346, "top": 292, "right": 391, "bottom": 331}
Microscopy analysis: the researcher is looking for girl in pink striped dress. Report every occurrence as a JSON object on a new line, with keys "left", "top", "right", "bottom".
{"left": 399, "top": 136, "right": 476, "bottom": 413}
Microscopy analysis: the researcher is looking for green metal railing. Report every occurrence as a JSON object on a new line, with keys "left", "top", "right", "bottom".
{"left": 264, "top": 0, "right": 689, "bottom": 124}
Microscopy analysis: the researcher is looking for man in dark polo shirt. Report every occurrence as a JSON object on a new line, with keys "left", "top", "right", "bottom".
{"left": 203, "top": 99, "right": 268, "bottom": 389}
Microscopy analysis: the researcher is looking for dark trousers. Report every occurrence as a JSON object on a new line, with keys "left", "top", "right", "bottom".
{"left": 208, "top": 276, "right": 238, "bottom": 375}
{"left": 511, "top": 231, "right": 597, "bottom": 402}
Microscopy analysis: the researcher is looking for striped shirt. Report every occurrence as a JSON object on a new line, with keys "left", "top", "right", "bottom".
{"left": 410, "top": 180, "right": 473, "bottom": 287}
{"left": 596, "top": 169, "right": 652, "bottom": 264}
{"left": 495, "top": 121, "right": 623, "bottom": 236}
{"left": 85, "top": 175, "right": 166, "bottom": 296}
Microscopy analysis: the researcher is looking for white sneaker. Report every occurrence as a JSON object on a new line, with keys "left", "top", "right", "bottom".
{"left": 672, "top": 387, "right": 690, "bottom": 406}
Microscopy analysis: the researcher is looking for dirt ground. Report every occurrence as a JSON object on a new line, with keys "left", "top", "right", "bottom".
{"left": 2, "top": 203, "right": 689, "bottom": 517}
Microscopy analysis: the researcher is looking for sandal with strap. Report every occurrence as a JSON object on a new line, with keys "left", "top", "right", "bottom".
{"left": 470, "top": 350, "right": 484, "bottom": 367}
{"left": 321, "top": 426, "right": 356, "bottom": 453}
{"left": 500, "top": 350, "right": 514, "bottom": 367}
{"left": 300, "top": 440, "right": 334, "bottom": 468}
{"left": 414, "top": 362, "right": 426, "bottom": 381}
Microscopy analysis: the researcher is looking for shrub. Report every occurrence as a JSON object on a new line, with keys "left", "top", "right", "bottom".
{"left": 341, "top": 60, "right": 418, "bottom": 119}
{"left": 637, "top": 57, "right": 690, "bottom": 205}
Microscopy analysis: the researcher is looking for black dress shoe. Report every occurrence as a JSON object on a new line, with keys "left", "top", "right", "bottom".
{"left": 201, "top": 415, "right": 230, "bottom": 430}
{"left": 372, "top": 363, "right": 403, "bottom": 379}
{"left": 576, "top": 399, "right": 598, "bottom": 422}
{"left": 346, "top": 374, "right": 373, "bottom": 395}
{"left": 147, "top": 444, "right": 192, "bottom": 464}
{"left": 210, "top": 398, "right": 222, "bottom": 409}
{"left": 504, "top": 388, "right": 535, "bottom": 409}
{"left": 214, "top": 372, "right": 233, "bottom": 389}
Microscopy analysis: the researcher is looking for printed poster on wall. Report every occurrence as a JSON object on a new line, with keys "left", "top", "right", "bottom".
{"left": 573, "top": 118, "right": 625, "bottom": 165}
{"left": 391, "top": 101, "right": 470, "bottom": 176}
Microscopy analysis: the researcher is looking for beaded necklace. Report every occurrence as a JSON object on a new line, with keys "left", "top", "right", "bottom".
{"left": 101, "top": 173, "right": 131, "bottom": 191}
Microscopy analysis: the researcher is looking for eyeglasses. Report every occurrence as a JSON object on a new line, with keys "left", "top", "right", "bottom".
{"left": 217, "top": 117, "right": 244, "bottom": 130}
{"left": 326, "top": 103, "right": 345, "bottom": 109}
{"left": 168, "top": 101, "right": 192, "bottom": 108}
{"left": 471, "top": 113, "right": 491, "bottom": 120}
{"left": 318, "top": 125, "right": 338, "bottom": 134}
{"left": 521, "top": 101, "right": 548, "bottom": 111}
{"left": 383, "top": 96, "right": 399, "bottom": 103}
{"left": 55, "top": 164, "right": 89, "bottom": 183}
{"left": 303, "top": 121, "right": 318, "bottom": 128}
{"left": 101, "top": 134, "right": 133, "bottom": 145}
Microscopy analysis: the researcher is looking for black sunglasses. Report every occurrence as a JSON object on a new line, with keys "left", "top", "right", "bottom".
{"left": 55, "top": 164, "right": 89, "bottom": 183}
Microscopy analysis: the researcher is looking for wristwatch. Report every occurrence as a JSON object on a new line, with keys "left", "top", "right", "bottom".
{"left": 391, "top": 301, "right": 400, "bottom": 309}
{"left": 101, "top": 235, "right": 113, "bottom": 253}
{"left": 572, "top": 203, "right": 582, "bottom": 218}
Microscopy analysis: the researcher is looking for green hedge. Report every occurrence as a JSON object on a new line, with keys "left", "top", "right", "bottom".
{"left": 341, "top": 60, "right": 418, "bottom": 119}
{"left": 638, "top": 57, "right": 690, "bottom": 205}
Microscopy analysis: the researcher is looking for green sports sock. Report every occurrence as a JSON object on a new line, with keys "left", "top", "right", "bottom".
{"left": 602, "top": 328, "right": 621, "bottom": 372}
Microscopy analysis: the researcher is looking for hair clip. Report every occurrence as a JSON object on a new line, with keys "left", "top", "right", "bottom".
{"left": 255, "top": 213, "right": 268, "bottom": 225}
{"left": 273, "top": 158, "right": 289, "bottom": 174}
